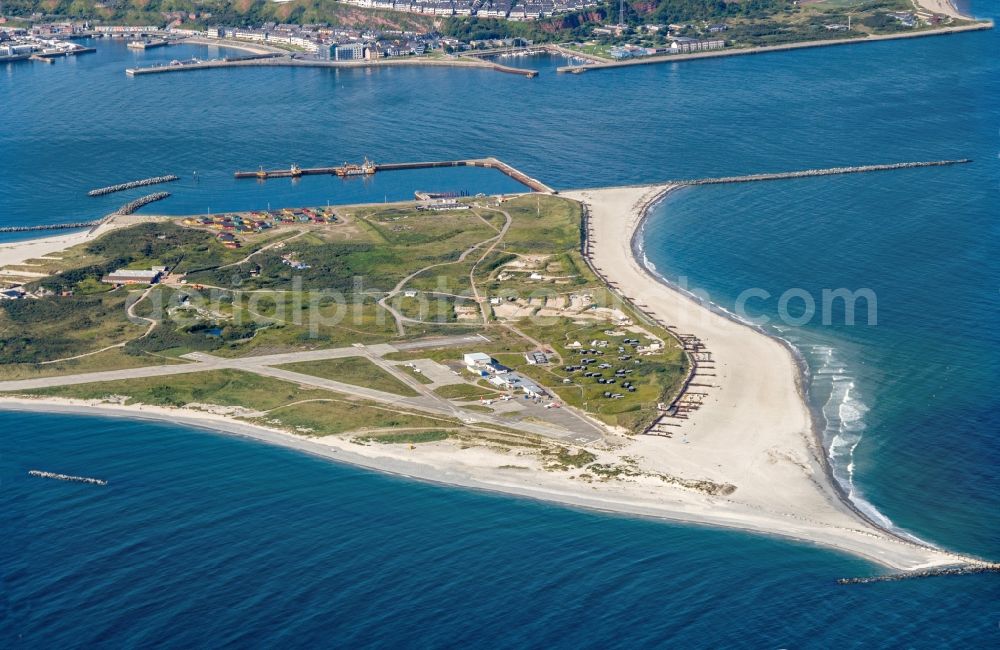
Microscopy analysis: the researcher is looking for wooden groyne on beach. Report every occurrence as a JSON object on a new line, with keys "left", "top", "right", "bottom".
{"left": 28, "top": 470, "right": 107, "bottom": 486}
{"left": 235, "top": 157, "right": 556, "bottom": 194}
{"left": 88, "top": 175, "right": 179, "bottom": 197}
{"left": 0, "top": 221, "right": 101, "bottom": 233}
{"left": 115, "top": 192, "right": 170, "bottom": 215}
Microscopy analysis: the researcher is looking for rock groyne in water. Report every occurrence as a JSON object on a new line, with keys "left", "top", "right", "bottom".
{"left": 28, "top": 469, "right": 107, "bottom": 486}
{"left": 685, "top": 159, "right": 972, "bottom": 186}
{"left": 88, "top": 175, "right": 178, "bottom": 197}
{"left": 115, "top": 192, "right": 170, "bottom": 215}
{"left": 838, "top": 563, "right": 1000, "bottom": 584}
{"left": 0, "top": 221, "right": 101, "bottom": 233}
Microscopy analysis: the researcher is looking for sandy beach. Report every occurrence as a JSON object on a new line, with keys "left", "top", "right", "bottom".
{"left": 916, "top": 0, "right": 967, "bottom": 19}
{"left": 0, "top": 230, "right": 97, "bottom": 269}
{"left": 559, "top": 185, "right": 987, "bottom": 570}
{"left": 0, "top": 215, "right": 159, "bottom": 269}
{"left": 179, "top": 35, "right": 291, "bottom": 56}
{"left": 0, "top": 188, "right": 990, "bottom": 573}
{"left": 0, "top": 390, "right": 979, "bottom": 572}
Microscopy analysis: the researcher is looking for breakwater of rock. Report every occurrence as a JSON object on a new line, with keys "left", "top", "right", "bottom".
{"left": 28, "top": 469, "right": 108, "bottom": 486}
{"left": 0, "top": 221, "right": 100, "bottom": 233}
{"left": 115, "top": 192, "right": 170, "bottom": 215}
{"left": 838, "top": 563, "right": 1000, "bottom": 584}
{"left": 686, "top": 159, "right": 971, "bottom": 186}
{"left": 87, "top": 175, "right": 179, "bottom": 197}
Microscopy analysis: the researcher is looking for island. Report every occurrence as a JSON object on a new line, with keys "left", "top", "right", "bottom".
{"left": 1, "top": 159, "right": 996, "bottom": 579}
{"left": 2, "top": 0, "right": 991, "bottom": 76}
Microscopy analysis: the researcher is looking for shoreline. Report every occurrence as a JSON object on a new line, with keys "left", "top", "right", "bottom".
{"left": 0, "top": 188, "right": 990, "bottom": 571}
{"left": 0, "top": 396, "right": 981, "bottom": 572}
{"left": 625, "top": 185, "right": 925, "bottom": 549}
{"left": 179, "top": 35, "right": 291, "bottom": 56}
{"left": 558, "top": 20, "right": 993, "bottom": 73}
{"left": 126, "top": 52, "right": 537, "bottom": 78}
{"left": 0, "top": 215, "right": 163, "bottom": 268}
{"left": 561, "top": 184, "right": 989, "bottom": 571}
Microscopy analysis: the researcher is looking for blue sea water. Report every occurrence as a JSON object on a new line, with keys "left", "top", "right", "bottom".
{"left": 2, "top": 411, "right": 998, "bottom": 647}
{"left": 2, "top": 4, "right": 999, "bottom": 645}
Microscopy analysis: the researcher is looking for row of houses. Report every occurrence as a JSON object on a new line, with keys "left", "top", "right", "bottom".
{"left": 207, "top": 25, "right": 434, "bottom": 60}
{"left": 183, "top": 208, "right": 334, "bottom": 232}
{"left": 317, "top": 40, "right": 428, "bottom": 61}
{"left": 207, "top": 26, "right": 319, "bottom": 53}
{"left": 334, "top": 0, "right": 598, "bottom": 21}
{"left": 0, "top": 43, "right": 34, "bottom": 57}
{"left": 94, "top": 25, "right": 160, "bottom": 34}
{"left": 609, "top": 38, "right": 725, "bottom": 60}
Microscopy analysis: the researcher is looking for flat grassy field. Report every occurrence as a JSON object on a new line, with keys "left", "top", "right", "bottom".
{"left": 251, "top": 400, "right": 450, "bottom": 437}
{"left": 0, "top": 348, "right": 185, "bottom": 381}
{"left": 13, "top": 370, "right": 310, "bottom": 410}
{"left": 4, "top": 193, "right": 688, "bottom": 436}
{"left": 433, "top": 382, "right": 502, "bottom": 401}
{"left": 276, "top": 357, "right": 419, "bottom": 397}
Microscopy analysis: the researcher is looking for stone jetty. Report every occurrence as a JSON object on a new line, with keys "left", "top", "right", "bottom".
{"left": 685, "top": 160, "right": 972, "bottom": 186}
{"left": 838, "top": 562, "right": 1000, "bottom": 584}
{"left": 28, "top": 470, "right": 108, "bottom": 486}
{"left": 0, "top": 221, "right": 101, "bottom": 233}
{"left": 115, "top": 192, "right": 170, "bottom": 215}
{"left": 88, "top": 175, "right": 179, "bottom": 197}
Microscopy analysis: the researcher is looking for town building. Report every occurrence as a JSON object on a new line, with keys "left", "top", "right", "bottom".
{"left": 101, "top": 269, "right": 163, "bottom": 285}
{"left": 524, "top": 350, "right": 551, "bottom": 365}
{"left": 334, "top": 42, "right": 366, "bottom": 60}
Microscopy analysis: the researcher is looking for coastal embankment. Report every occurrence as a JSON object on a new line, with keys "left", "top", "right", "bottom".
{"left": 126, "top": 54, "right": 538, "bottom": 78}
{"left": 558, "top": 21, "right": 993, "bottom": 74}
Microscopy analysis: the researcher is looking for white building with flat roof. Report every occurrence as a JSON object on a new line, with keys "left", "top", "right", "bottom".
{"left": 464, "top": 352, "right": 492, "bottom": 367}
{"left": 102, "top": 269, "right": 162, "bottom": 285}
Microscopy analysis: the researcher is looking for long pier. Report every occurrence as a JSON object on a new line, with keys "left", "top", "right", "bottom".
{"left": 579, "top": 158, "right": 975, "bottom": 194}
{"left": 88, "top": 175, "right": 179, "bottom": 197}
{"left": 126, "top": 54, "right": 538, "bottom": 78}
{"left": 684, "top": 159, "right": 972, "bottom": 186}
{"left": 235, "top": 157, "right": 556, "bottom": 194}
{"left": 557, "top": 21, "right": 994, "bottom": 74}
